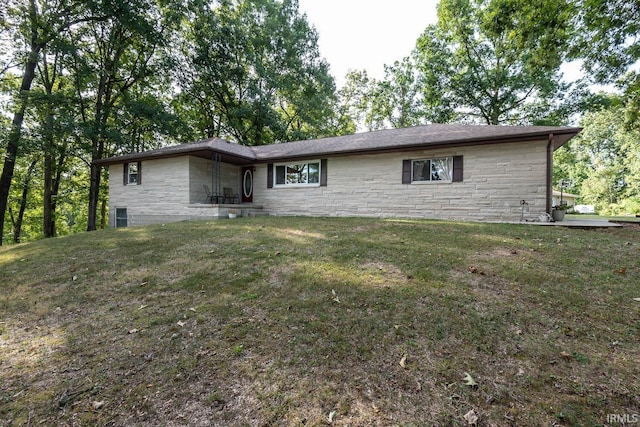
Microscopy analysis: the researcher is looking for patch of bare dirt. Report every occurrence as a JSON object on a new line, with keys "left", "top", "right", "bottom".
{"left": 358, "top": 261, "right": 411, "bottom": 286}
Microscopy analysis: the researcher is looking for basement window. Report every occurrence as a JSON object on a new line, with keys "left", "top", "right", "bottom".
{"left": 115, "top": 208, "right": 128, "bottom": 228}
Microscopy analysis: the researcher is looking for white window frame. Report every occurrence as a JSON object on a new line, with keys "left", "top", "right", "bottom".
{"left": 411, "top": 157, "right": 453, "bottom": 184}
{"left": 273, "top": 160, "right": 321, "bottom": 188}
{"left": 127, "top": 163, "right": 139, "bottom": 185}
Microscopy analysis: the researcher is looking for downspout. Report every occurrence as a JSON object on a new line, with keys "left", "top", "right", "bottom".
{"left": 546, "top": 133, "right": 554, "bottom": 214}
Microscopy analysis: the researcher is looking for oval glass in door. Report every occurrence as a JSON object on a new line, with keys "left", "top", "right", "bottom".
{"left": 242, "top": 167, "right": 253, "bottom": 203}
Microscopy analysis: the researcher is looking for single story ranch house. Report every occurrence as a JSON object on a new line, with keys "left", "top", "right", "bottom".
{"left": 94, "top": 124, "right": 581, "bottom": 227}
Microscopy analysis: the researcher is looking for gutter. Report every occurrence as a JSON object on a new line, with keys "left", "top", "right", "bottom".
{"left": 546, "top": 133, "right": 555, "bottom": 214}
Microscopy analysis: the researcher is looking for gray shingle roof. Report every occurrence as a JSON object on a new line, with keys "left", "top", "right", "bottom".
{"left": 94, "top": 123, "right": 581, "bottom": 165}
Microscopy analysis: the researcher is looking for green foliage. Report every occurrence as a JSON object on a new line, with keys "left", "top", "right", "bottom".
{"left": 572, "top": 0, "right": 640, "bottom": 84}
{"left": 368, "top": 57, "right": 424, "bottom": 130}
{"left": 554, "top": 99, "right": 640, "bottom": 214}
{"left": 0, "top": 0, "right": 188, "bottom": 241}
{"left": 337, "top": 57, "right": 427, "bottom": 131}
{"left": 178, "top": 0, "right": 337, "bottom": 145}
{"left": 415, "top": 0, "right": 575, "bottom": 125}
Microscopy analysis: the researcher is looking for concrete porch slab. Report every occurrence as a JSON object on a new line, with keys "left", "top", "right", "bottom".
{"left": 516, "top": 219, "right": 622, "bottom": 228}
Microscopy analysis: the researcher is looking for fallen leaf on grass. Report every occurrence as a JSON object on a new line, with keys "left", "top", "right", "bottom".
{"left": 328, "top": 410, "right": 336, "bottom": 423}
{"left": 177, "top": 321, "right": 186, "bottom": 327}
{"left": 127, "top": 329, "right": 139, "bottom": 334}
{"left": 615, "top": 268, "right": 627, "bottom": 274}
{"left": 463, "top": 372, "right": 477, "bottom": 387}
{"left": 463, "top": 409, "right": 478, "bottom": 425}
{"left": 92, "top": 401, "right": 105, "bottom": 410}
{"left": 633, "top": 298, "right": 640, "bottom": 302}
{"left": 560, "top": 351, "right": 573, "bottom": 360}
{"left": 468, "top": 266, "right": 485, "bottom": 275}
{"left": 399, "top": 354, "right": 407, "bottom": 368}
{"left": 331, "top": 289, "right": 340, "bottom": 303}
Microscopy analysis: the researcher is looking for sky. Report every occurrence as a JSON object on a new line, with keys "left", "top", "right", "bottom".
{"left": 297, "top": 0, "right": 440, "bottom": 87}
{"left": 296, "top": 0, "right": 587, "bottom": 90}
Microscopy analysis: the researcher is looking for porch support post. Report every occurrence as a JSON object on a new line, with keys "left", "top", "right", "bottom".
{"left": 212, "top": 153, "right": 222, "bottom": 203}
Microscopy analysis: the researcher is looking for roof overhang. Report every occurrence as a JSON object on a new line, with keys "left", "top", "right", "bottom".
{"left": 93, "top": 138, "right": 257, "bottom": 166}
{"left": 93, "top": 124, "right": 582, "bottom": 166}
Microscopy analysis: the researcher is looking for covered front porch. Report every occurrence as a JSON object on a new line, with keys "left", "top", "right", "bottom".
{"left": 186, "top": 148, "right": 267, "bottom": 219}
{"left": 189, "top": 147, "right": 258, "bottom": 203}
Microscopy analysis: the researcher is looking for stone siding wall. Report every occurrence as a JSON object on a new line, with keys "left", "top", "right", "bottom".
{"left": 107, "top": 140, "right": 549, "bottom": 226}
{"left": 108, "top": 156, "right": 234, "bottom": 226}
{"left": 252, "top": 140, "right": 548, "bottom": 222}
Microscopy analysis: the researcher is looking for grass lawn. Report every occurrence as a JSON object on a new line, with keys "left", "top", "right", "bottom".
{"left": 1, "top": 217, "right": 638, "bottom": 426}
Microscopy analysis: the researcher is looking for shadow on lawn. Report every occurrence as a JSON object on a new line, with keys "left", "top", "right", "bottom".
{"left": 1, "top": 217, "right": 638, "bottom": 426}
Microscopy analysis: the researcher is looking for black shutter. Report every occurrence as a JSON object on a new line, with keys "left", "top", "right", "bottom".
{"left": 267, "top": 163, "right": 273, "bottom": 188}
{"left": 136, "top": 161, "right": 142, "bottom": 185}
{"left": 320, "top": 159, "right": 328, "bottom": 187}
{"left": 402, "top": 160, "right": 412, "bottom": 184}
{"left": 123, "top": 163, "right": 128, "bottom": 185}
{"left": 452, "top": 155, "right": 463, "bottom": 182}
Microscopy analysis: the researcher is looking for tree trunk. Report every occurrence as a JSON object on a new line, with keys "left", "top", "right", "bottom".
{"left": 86, "top": 73, "right": 109, "bottom": 232}
{"left": 87, "top": 162, "right": 102, "bottom": 231}
{"left": 100, "top": 197, "right": 107, "bottom": 229}
{"left": 0, "top": 52, "right": 39, "bottom": 246}
{"left": 50, "top": 152, "right": 66, "bottom": 237}
{"left": 43, "top": 123, "right": 54, "bottom": 237}
{"left": 43, "top": 120, "right": 66, "bottom": 237}
{"left": 13, "top": 159, "right": 39, "bottom": 243}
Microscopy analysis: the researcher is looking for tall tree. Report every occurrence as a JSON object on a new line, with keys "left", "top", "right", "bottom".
{"left": 414, "top": 0, "right": 574, "bottom": 125}
{"left": 74, "top": 0, "right": 177, "bottom": 231}
{"left": 179, "top": 0, "right": 336, "bottom": 145}
{"left": 367, "top": 56, "right": 424, "bottom": 130}
{"left": 336, "top": 70, "right": 374, "bottom": 132}
{"left": 0, "top": 0, "right": 104, "bottom": 245}
{"left": 34, "top": 45, "right": 75, "bottom": 238}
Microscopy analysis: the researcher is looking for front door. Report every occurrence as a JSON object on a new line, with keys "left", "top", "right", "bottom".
{"left": 241, "top": 166, "right": 253, "bottom": 203}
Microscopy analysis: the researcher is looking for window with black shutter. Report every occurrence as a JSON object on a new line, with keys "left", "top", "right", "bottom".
{"left": 403, "top": 156, "right": 463, "bottom": 183}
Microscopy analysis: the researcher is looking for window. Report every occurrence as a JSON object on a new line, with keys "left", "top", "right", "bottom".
{"left": 274, "top": 160, "right": 321, "bottom": 187}
{"left": 402, "top": 156, "right": 463, "bottom": 184}
{"left": 127, "top": 163, "right": 138, "bottom": 184}
{"left": 115, "top": 208, "right": 127, "bottom": 227}
{"left": 123, "top": 162, "right": 141, "bottom": 185}
{"left": 412, "top": 158, "right": 453, "bottom": 182}
{"left": 267, "top": 159, "right": 327, "bottom": 189}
